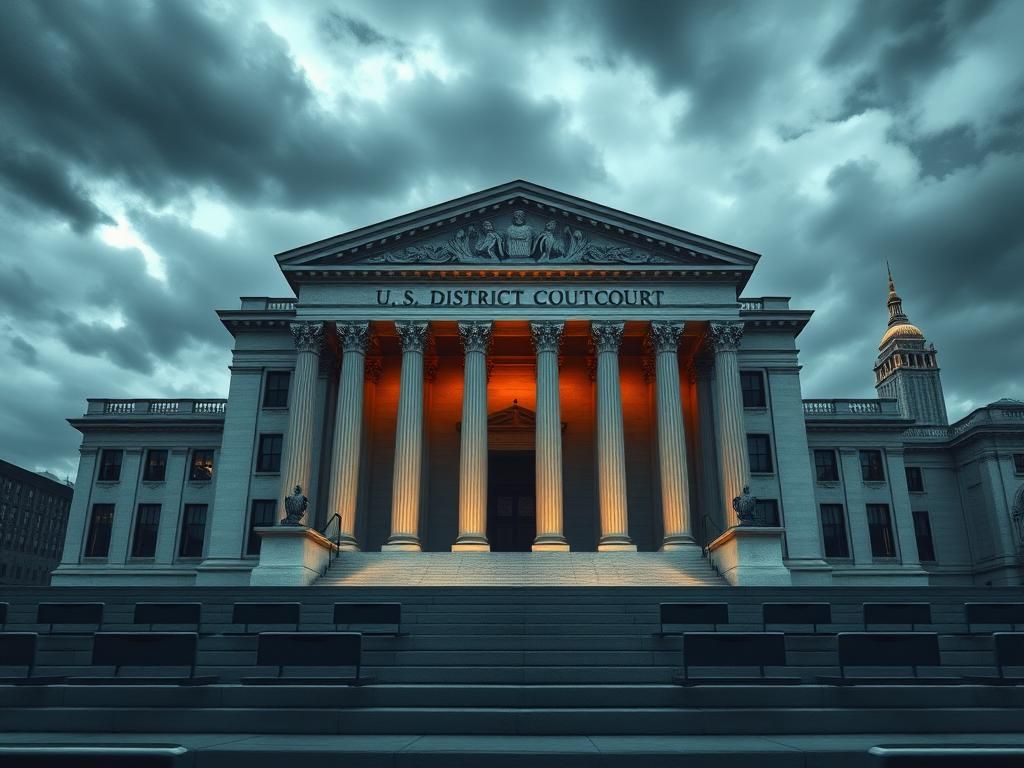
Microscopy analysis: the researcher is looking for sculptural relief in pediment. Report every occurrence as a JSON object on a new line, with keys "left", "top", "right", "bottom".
{"left": 367, "top": 209, "right": 678, "bottom": 266}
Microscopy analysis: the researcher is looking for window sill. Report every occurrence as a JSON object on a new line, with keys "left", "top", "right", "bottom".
{"left": 909, "top": 490, "right": 926, "bottom": 495}
{"left": 823, "top": 556, "right": 853, "bottom": 564}
{"left": 816, "top": 480, "right": 841, "bottom": 487}
{"left": 261, "top": 406, "right": 289, "bottom": 412}
{"left": 254, "top": 471, "right": 281, "bottom": 477}
{"left": 743, "top": 406, "right": 768, "bottom": 413}
{"left": 750, "top": 471, "right": 775, "bottom": 477}
{"left": 862, "top": 480, "right": 887, "bottom": 487}
{"left": 128, "top": 557, "right": 156, "bottom": 562}
{"left": 870, "top": 556, "right": 899, "bottom": 563}
{"left": 95, "top": 480, "right": 120, "bottom": 486}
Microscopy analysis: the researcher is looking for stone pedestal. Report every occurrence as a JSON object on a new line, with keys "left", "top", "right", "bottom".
{"left": 706, "top": 526, "right": 792, "bottom": 586}
{"left": 248, "top": 526, "right": 336, "bottom": 586}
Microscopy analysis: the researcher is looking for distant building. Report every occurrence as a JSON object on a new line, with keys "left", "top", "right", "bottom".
{"left": 0, "top": 459, "right": 73, "bottom": 585}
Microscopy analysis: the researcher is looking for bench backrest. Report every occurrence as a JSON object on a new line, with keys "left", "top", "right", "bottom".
{"left": 256, "top": 632, "right": 362, "bottom": 668}
{"left": 0, "top": 602, "right": 7, "bottom": 627}
{"left": 0, "top": 633, "right": 37, "bottom": 667}
{"left": 134, "top": 602, "right": 202, "bottom": 627}
{"left": 232, "top": 602, "right": 300, "bottom": 627}
{"left": 837, "top": 632, "right": 940, "bottom": 667}
{"left": 661, "top": 603, "right": 729, "bottom": 626}
{"left": 333, "top": 603, "right": 401, "bottom": 625}
{"left": 863, "top": 602, "right": 931, "bottom": 626}
{"left": 966, "top": 603, "right": 1024, "bottom": 626}
{"left": 92, "top": 632, "right": 199, "bottom": 669}
{"left": 762, "top": 602, "right": 831, "bottom": 626}
{"left": 36, "top": 602, "right": 104, "bottom": 627}
{"left": 993, "top": 633, "right": 1024, "bottom": 668}
{"left": 683, "top": 632, "right": 787, "bottom": 668}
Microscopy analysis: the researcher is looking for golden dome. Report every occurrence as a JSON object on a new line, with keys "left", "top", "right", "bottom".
{"left": 880, "top": 322, "right": 923, "bottom": 348}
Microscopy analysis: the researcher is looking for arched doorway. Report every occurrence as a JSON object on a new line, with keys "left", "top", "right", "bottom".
{"left": 487, "top": 402, "right": 536, "bottom": 552}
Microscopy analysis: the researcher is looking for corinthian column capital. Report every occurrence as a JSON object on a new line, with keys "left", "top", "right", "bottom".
{"left": 335, "top": 322, "right": 370, "bottom": 354}
{"left": 591, "top": 321, "right": 624, "bottom": 354}
{"left": 530, "top": 321, "right": 564, "bottom": 354}
{"left": 709, "top": 321, "right": 744, "bottom": 352}
{"left": 395, "top": 321, "right": 430, "bottom": 353}
{"left": 289, "top": 321, "right": 325, "bottom": 353}
{"left": 458, "top": 321, "right": 493, "bottom": 354}
{"left": 648, "top": 321, "right": 685, "bottom": 354}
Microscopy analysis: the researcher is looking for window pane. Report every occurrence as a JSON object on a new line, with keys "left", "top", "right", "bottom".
{"left": 257, "top": 435, "right": 283, "bottom": 473}
{"left": 814, "top": 450, "right": 839, "bottom": 482}
{"left": 263, "top": 371, "right": 291, "bottom": 408}
{"left": 131, "top": 504, "right": 161, "bottom": 558}
{"left": 905, "top": 466, "right": 924, "bottom": 493}
{"left": 143, "top": 449, "right": 168, "bottom": 482}
{"left": 747, "top": 434, "right": 773, "bottom": 473}
{"left": 741, "top": 371, "right": 766, "bottom": 408}
{"left": 820, "top": 504, "right": 849, "bottom": 558}
{"left": 867, "top": 504, "right": 895, "bottom": 557}
{"left": 860, "top": 450, "right": 885, "bottom": 482}
{"left": 179, "top": 504, "right": 208, "bottom": 558}
{"left": 97, "top": 450, "right": 123, "bottom": 482}
{"left": 85, "top": 504, "right": 114, "bottom": 557}
{"left": 247, "top": 499, "right": 278, "bottom": 555}
{"left": 1014, "top": 454, "right": 1024, "bottom": 474}
{"left": 913, "top": 510, "right": 936, "bottom": 562}
{"left": 189, "top": 449, "right": 214, "bottom": 481}
{"left": 754, "top": 499, "right": 779, "bottom": 526}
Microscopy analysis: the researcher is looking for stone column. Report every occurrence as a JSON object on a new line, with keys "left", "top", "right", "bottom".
{"left": 454, "top": 321, "right": 492, "bottom": 551}
{"left": 592, "top": 321, "right": 635, "bottom": 551}
{"left": 531, "top": 321, "right": 569, "bottom": 551}
{"left": 709, "top": 321, "right": 750, "bottom": 528}
{"left": 279, "top": 322, "right": 324, "bottom": 519}
{"left": 326, "top": 322, "right": 370, "bottom": 550}
{"left": 384, "top": 321, "right": 429, "bottom": 551}
{"left": 694, "top": 355, "right": 721, "bottom": 541}
{"left": 649, "top": 321, "right": 695, "bottom": 548}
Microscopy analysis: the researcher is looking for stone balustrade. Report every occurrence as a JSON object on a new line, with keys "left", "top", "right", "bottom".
{"left": 905, "top": 402, "right": 1024, "bottom": 441}
{"left": 86, "top": 399, "right": 227, "bottom": 416}
{"left": 238, "top": 297, "right": 297, "bottom": 311}
{"left": 802, "top": 398, "right": 899, "bottom": 418}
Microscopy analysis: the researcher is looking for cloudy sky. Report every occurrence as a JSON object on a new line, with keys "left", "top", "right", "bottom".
{"left": 1, "top": 0, "right": 1022, "bottom": 481}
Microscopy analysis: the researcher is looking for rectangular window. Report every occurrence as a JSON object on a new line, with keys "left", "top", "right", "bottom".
{"left": 820, "top": 504, "right": 850, "bottom": 558}
{"left": 860, "top": 450, "right": 886, "bottom": 482}
{"left": 84, "top": 504, "right": 114, "bottom": 558}
{"left": 1014, "top": 454, "right": 1024, "bottom": 474}
{"left": 256, "top": 434, "right": 283, "bottom": 473}
{"left": 97, "top": 450, "right": 123, "bottom": 482}
{"left": 189, "top": 449, "right": 215, "bottom": 482}
{"left": 142, "top": 449, "right": 168, "bottom": 482}
{"left": 913, "top": 510, "right": 936, "bottom": 562}
{"left": 740, "top": 371, "right": 766, "bottom": 408}
{"left": 131, "top": 504, "right": 161, "bottom": 558}
{"left": 814, "top": 449, "right": 839, "bottom": 482}
{"left": 747, "top": 434, "right": 774, "bottom": 474}
{"left": 247, "top": 499, "right": 278, "bottom": 555}
{"left": 262, "top": 371, "right": 291, "bottom": 408}
{"left": 754, "top": 499, "right": 779, "bottom": 526}
{"left": 867, "top": 503, "right": 896, "bottom": 558}
{"left": 905, "top": 466, "right": 925, "bottom": 493}
{"left": 178, "top": 504, "right": 208, "bottom": 558}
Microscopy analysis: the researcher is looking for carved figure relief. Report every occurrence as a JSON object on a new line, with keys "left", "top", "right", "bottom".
{"left": 368, "top": 210, "right": 673, "bottom": 266}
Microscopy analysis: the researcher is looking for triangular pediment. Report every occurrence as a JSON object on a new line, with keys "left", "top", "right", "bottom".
{"left": 488, "top": 402, "right": 536, "bottom": 430}
{"left": 275, "top": 181, "right": 759, "bottom": 273}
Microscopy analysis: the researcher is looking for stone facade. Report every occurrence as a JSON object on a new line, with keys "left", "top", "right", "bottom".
{"left": 0, "top": 459, "right": 73, "bottom": 585}
{"left": 53, "top": 182, "right": 1024, "bottom": 587}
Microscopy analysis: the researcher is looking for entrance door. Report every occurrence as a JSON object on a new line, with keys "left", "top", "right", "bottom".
{"left": 487, "top": 451, "right": 536, "bottom": 552}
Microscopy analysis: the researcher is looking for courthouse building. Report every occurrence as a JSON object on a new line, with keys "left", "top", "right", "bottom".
{"left": 53, "top": 182, "right": 1024, "bottom": 587}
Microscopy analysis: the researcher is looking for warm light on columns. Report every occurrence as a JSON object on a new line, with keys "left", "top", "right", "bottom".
{"left": 593, "top": 321, "right": 636, "bottom": 551}
{"left": 709, "top": 321, "right": 750, "bottom": 528}
{"left": 453, "top": 321, "right": 492, "bottom": 552}
{"left": 384, "top": 321, "right": 429, "bottom": 551}
{"left": 531, "top": 321, "right": 569, "bottom": 551}
{"left": 279, "top": 322, "right": 323, "bottom": 520}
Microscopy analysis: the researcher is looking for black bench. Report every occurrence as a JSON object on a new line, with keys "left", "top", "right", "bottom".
{"left": 0, "top": 633, "right": 64, "bottom": 685}
{"left": 673, "top": 632, "right": 800, "bottom": 685}
{"left": 965, "top": 603, "right": 1024, "bottom": 634}
{"left": 241, "top": 632, "right": 372, "bottom": 685}
{"left": 134, "top": 603, "right": 202, "bottom": 632}
{"left": 67, "top": 632, "right": 217, "bottom": 685}
{"left": 963, "top": 632, "right": 1024, "bottom": 685}
{"left": 658, "top": 603, "right": 729, "bottom": 635}
{"left": 0, "top": 603, "right": 7, "bottom": 630}
{"left": 0, "top": 745, "right": 189, "bottom": 767}
{"left": 762, "top": 602, "right": 832, "bottom": 633}
{"left": 231, "top": 602, "right": 300, "bottom": 633}
{"left": 869, "top": 745, "right": 1024, "bottom": 766}
{"left": 36, "top": 602, "right": 104, "bottom": 633}
{"left": 820, "top": 632, "right": 950, "bottom": 684}
{"left": 863, "top": 602, "right": 931, "bottom": 631}
{"left": 333, "top": 603, "right": 404, "bottom": 635}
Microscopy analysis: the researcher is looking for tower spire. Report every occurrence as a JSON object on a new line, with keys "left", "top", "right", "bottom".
{"left": 886, "top": 263, "right": 908, "bottom": 326}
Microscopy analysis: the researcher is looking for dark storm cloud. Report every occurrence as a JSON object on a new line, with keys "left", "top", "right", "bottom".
{"left": 320, "top": 10, "right": 410, "bottom": 54}
{"left": 8, "top": 336, "right": 38, "bottom": 367}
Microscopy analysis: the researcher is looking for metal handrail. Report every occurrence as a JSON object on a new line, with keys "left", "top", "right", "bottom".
{"left": 700, "top": 514, "right": 724, "bottom": 556}
{"left": 319, "top": 513, "right": 342, "bottom": 573}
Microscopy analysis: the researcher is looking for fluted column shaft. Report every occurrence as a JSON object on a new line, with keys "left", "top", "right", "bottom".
{"left": 710, "top": 322, "right": 750, "bottom": 528}
{"left": 385, "top": 321, "right": 429, "bottom": 551}
{"left": 454, "top": 322, "right": 492, "bottom": 551}
{"left": 531, "top": 321, "right": 569, "bottom": 551}
{"left": 327, "top": 322, "right": 370, "bottom": 550}
{"left": 650, "top": 321, "right": 695, "bottom": 548}
{"left": 279, "top": 322, "right": 324, "bottom": 521}
{"left": 593, "top": 322, "right": 635, "bottom": 551}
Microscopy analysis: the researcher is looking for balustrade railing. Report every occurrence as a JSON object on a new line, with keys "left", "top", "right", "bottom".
{"left": 92, "top": 399, "right": 227, "bottom": 416}
{"left": 802, "top": 399, "right": 892, "bottom": 417}
{"left": 739, "top": 299, "right": 764, "bottom": 311}
{"left": 266, "top": 298, "right": 297, "bottom": 311}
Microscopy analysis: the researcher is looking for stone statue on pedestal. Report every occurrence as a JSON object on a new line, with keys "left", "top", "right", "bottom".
{"left": 732, "top": 485, "right": 757, "bottom": 526}
{"left": 282, "top": 485, "right": 308, "bottom": 526}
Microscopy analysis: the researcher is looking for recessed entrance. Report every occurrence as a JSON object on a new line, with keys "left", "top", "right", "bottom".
{"left": 487, "top": 451, "right": 536, "bottom": 552}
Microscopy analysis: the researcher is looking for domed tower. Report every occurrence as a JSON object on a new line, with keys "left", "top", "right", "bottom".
{"left": 873, "top": 266, "right": 948, "bottom": 425}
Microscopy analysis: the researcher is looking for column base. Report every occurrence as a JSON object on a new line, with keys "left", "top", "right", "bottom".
{"left": 598, "top": 534, "right": 636, "bottom": 552}
{"left": 382, "top": 535, "right": 422, "bottom": 552}
{"left": 660, "top": 534, "right": 697, "bottom": 551}
{"left": 336, "top": 535, "right": 361, "bottom": 553}
{"left": 532, "top": 534, "right": 570, "bottom": 552}
{"left": 452, "top": 535, "right": 490, "bottom": 552}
